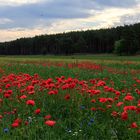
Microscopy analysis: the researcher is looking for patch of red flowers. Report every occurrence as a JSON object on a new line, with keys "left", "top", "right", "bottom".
{"left": 0, "top": 72, "right": 140, "bottom": 136}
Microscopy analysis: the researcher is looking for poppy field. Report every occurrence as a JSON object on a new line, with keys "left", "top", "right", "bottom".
{"left": 0, "top": 55, "right": 140, "bottom": 140}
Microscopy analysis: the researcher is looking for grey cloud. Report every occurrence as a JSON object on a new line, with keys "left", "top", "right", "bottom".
{"left": 119, "top": 13, "right": 140, "bottom": 25}
{"left": 0, "top": 0, "right": 94, "bottom": 29}
{"left": 94, "top": 0, "right": 138, "bottom": 8}
{"left": 0, "top": 0, "right": 139, "bottom": 29}
{"left": 109, "top": 12, "right": 140, "bottom": 28}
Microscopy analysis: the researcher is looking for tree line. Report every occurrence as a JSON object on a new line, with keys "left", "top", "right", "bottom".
{"left": 0, "top": 23, "right": 140, "bottom": 55}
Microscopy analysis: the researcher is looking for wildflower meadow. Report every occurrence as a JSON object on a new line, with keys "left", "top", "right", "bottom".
{"left": 0, "top": 55, "right": 140, "bottom": 140}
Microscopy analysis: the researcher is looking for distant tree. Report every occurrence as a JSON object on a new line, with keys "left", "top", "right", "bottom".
{"left": 0, "top": 23, "right": 140, "bottom": 55}
{"left": 114, "top": 38, "right": 138, "bottom": 55}
{"left": 57, "top": 37, "right": 73, "bottom": 55}
{"left": 122, "top": 25, "right": 139, "bottom": 55}
{"left": 73, "top": 36, "right": 87, "bottom": 53}
{"left": 114, "top": 39, "right": 126, "bottom": 55}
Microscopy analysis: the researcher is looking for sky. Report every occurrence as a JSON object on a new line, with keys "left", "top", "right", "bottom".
{"left": 0, "top": 0, "right": 140, "bottom": 42}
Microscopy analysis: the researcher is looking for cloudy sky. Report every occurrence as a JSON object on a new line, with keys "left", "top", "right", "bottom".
{"left": 0, "top": 0, "right": 140, "bottom": 42}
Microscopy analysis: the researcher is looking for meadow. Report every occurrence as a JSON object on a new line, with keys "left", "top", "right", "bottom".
{"left": 0, "top": 55, "right": 140, "bottom": 140}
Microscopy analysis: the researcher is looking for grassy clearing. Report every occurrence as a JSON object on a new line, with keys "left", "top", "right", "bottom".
{"left": 1, "top": 54, "right": 140, "bottom": 63}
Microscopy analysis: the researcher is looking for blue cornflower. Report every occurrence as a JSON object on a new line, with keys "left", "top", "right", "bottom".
{"left": 88, "top": 122, "right": 92, "bottom": 126}
{"left": 80, "top": 105, "right": 86, "bottom": 110}
{"left": 3, "top": 128, "right": 9, "bottom": 133}
{"left": 90, "top": 118, "right": 94, "bottom": 123}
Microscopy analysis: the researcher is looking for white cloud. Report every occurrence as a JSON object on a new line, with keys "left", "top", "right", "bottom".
{"left": 0, "top": 18, "right": 13, "bottom": 24}
{"left": 0, "top": 0, "right": 44, "bottom": 6}
{"left": 44, "top": 4, "right": 140, "bottom": 34}
{"left": 0, "top": 27, "right": 47, "bottom": 42}
{"left": 83, "top": 3, "right": 140, "bottom": 28}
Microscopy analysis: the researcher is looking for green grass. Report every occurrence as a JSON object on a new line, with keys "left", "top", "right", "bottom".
{"left": 1, "top": 54, "right": 140, "bottom": 62}
{"left": 0, "top": 55, "right": 140, "bottom": 140}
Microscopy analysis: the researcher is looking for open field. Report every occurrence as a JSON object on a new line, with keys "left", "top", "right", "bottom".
{"left": 0, "top": 55, "right": 140, "bottom": 140}
{"left": 1, "top": 54, "right": 140, "bottom": 62}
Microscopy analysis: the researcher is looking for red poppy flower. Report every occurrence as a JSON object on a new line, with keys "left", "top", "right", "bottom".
{"left": 98, "top": 98, "right": 107, "bottom": 103}
{"left": 115, "top": 91, "right": 120, "bottom": 96}
{"left": 106, "top": 105, "right": 112, "bottom": 108}
{"left": 0, "top": 88, "right": 2, "bottom": 93}
{"left": 111, "top": 111, "right": 118, "bottom": 117}
{"left": 97, "top": 107, "right": 105, "bottom": 112}
{"left": 28, "top": 91, "right": 35, "bottom": 95}
{"left": 5, "top": 84, "right": 11, "bottom": 88}
{"left": 91, "top": 107, "right": 96, "bottom": 111}
{"left": 25, "top": 121, "right": 29, "bottom": 126}
{"left": 121, "top": 111, "right": 128, "bottom": 120}
{"left": 91, "top": 99, "right": 96, "bottom": 103}
{"left": 130, "top": 122, "right": 137, "bottom": 128}
{"left": 116, "top": 102, "right": 124, "bottom": 107}
{"left": 0, "top": 115, "right": 3, "bottom": 119}
{"left": 26, "top": 85, "right": 34, "bottom": 91}
{"left": 6, "top": 90, "right": 13, "bottom": 94}
{"left": 123, "top": 106, "right": 137, "bottom": 112}
{"left": 124, "top": 95, "right": 134, "bottom": 101}
{"left": 44, "top": 115, "right": 51, "bottom": 120}
{"left": 20, "top": 95, "right": 27, "bottom": 99}
{"left": 114, "top": 96, "right": 119, "bottom": 101}
{"left": 12, "top": 122, "right": 19, "bottom": 128}
{"left": 20, "top": 89, "right": 26, "bottom": 93}
{"left": 35, "top": 108, "right": 41, "bottom": 114}
{"left": 107, "top": 98, "right": 114, "bottom": 103}
{"left": 4, "top": 94, "right": 11, "bottom": 98}
{"left": 136, "top": 108, "right": 140, "bottom": 114}
{"left": 26, "top": 100, "right": 35, "bottom": 106}
{"left": 48, "top": 90, "right": 55, "bottom": 95}
{"left": 64, "top": 94, "right": 70, "bottom": 100}
{"left": 14, "top": 118, "right": 22, "bottom": 124}
{"left": 45, "top": 120, "right": 56, "bottom": 126}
